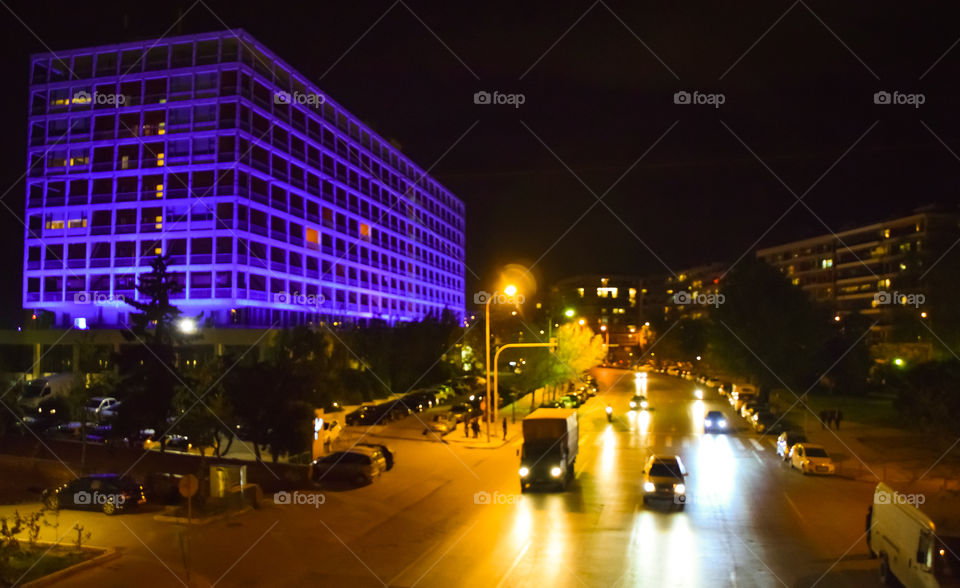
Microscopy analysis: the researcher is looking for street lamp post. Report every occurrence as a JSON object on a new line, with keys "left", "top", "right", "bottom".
{"left": 485, "top": 284, "right": 518, "bottom": 443}
{"left": 493, "top": 340, "right": 558, "bottom": 424}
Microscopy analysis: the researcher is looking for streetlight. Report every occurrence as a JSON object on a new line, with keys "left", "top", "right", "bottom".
{"left": 564, "top": 308, "right": 575, "bottom": 318}
{"left": 485, "top": 283, "right": 519, "bottom": 442}
{"left": 177, "top": 317, "right": 198, "bottom": 334}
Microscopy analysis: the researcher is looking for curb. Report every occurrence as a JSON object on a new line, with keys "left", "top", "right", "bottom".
{"left": 21, "top": 543, "right": 119, "bottom": 587}
{"left": 153, "top": 505, "right": 252, "bottom": 525}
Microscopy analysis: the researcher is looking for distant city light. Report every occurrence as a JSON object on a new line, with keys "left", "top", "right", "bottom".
{"left": 73, "top": 317, "right": 88, "bottom": 330}
{"left": 564, "top": 309, "right": 575, "bottom": 318}
{"left": 177, "top": 317, "right": 198, "bottom": 334}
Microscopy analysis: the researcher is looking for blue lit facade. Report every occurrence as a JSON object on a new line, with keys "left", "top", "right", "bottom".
{"left": 24, "top": 30, "right": 466, "bottom": 328}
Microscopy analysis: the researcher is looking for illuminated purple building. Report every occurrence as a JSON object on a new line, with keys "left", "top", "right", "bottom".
{"left": 24, "top": 30, "right": 466, "bottom": 329}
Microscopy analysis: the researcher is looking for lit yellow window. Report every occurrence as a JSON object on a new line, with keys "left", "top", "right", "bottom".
{"left": 156, "top": 153, "right": 165, "bottom": 167}
{"left": 157, "top": 122, "right": 166, "bottom": 135}
{"left": 156, "top": 184, "right": 164, "bottom": 198}
{"left": 154, "top": 247, "right": 162, "bottom": 255}
{"left": 67, "top": 218, "right": 86, "bottom": 229}
{"left": 46, "top": 220, "right": 65, "bottom": 230}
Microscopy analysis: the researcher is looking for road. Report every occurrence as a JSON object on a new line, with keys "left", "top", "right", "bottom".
{"left": 3, "top": 368, "right": 884, "bottom": 587}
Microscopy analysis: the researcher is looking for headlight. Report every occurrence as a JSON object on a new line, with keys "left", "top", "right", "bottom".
{"left": 704, "top": 419, "right": 712, "bottom": 427}
{"left": 629, "top": 401, "right": 636, "bottom": 408}
{"left": 519, "top": 467, "right": 530, "bottom": 478}
{"left": 695, "top": 389, "right": 703, "bottom": 399}
{"left": 675, "top": 483, "right": 686, "bottom": 494}
{"left": 718, "top": 420, "right": 726, "bottom": 428}
{"left": 643, "top": 482, "right": 656, "bottom": 492}
{"left": 640, "top": 400, "right": 648, "bottom": 409}
{"left": 550, "top": 466, "right": 563, "bottom": 478}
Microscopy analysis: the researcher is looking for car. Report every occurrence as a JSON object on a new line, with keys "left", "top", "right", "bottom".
{"left": 559, "top": 394, "right": 580, "bottom": 409}
{"left": 704, "top": 377, "right": 720, "bottom": 388}
{"left": 426, "top": 413, "right": 455, "bottom": 435}
{"left": 356, "top": 443, "right": 394, "bottom": 471}
{"left": 642, "top": 455, "right": 688, "bottom": 510}
{"left": 740, "top": 401, "right": 767, "bottom": 420}
{"left": 628, "top": 395, "right": 649, "bottom": 410}
{"left": 703, "top": 410, "right": 728, "bottom": 433}
{"left": 790, "top": 443, "right": 836, "bottom": 475}
{"left": 733, "top": 393, "right": 757, "bottom": 413}
{"left": 666, "top": 367, "right": 680, "bottom": 377}
{"left": 311, "top": 451, "right": 382, "bottom": 485}
{"left": 776, "top": 431, "right": 807, "bottom": 460}
{"left": 345, "top": 404, "right": 392, "bottom": 426}
{"left": 43, "top": 473, "right": 146, "bottom": 515}
{"left": 400, "top": 393, "right": 432, "bottom": 413}
{"left": 433, "top": 384, "right": 455, "bottom": 403}
{"left": 750, "top": 411, "right": 777, "bottom": 433}
{"left": 84, "top": 397, "right": 120, "bottom": 422}
{"left": 449, "top": 403, "right": 481, "bottom": 423}
{"left": 718, "top": 382, "right": 732, "bottom": 397}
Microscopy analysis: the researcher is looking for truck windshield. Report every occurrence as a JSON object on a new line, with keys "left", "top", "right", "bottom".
{"left": 522, "top": 441, "right": 562, "bottom": 459}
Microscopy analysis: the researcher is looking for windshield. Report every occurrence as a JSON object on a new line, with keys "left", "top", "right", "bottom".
{"left": 805, "top": 448, "right": 829, "bottom": 458}
{"left": 649, "top": 463, "right": 683, "bottom": 478}
{"left": 21, "top": 383, "right": 46, "bottom": 398}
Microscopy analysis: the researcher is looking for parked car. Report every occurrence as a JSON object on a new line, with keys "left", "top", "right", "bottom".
{"left": 776, "top": 431, "right": 807, "bottom": 460}
{"left": 790, "top": 443, "right": 836, "bottom": 475}
{"left": 750, "top": 411, "right": 777, "bottom": 433}
{"left": 559, "top": 394, "right": 580, "bottom": 409}
{"left": 43, "top": 473, "right": 145, "bottom": 515}
{"left": 703, "top": 410, "right": 728, "bottom": 433}
{"left": 427, "top": 413, "right": 455, "bottom": 435}
{"left": 311, "top": 451, "right": 382, "bottom": 485}
{"left": 345, "top": 404, "right": 392, "bottom": 426}
{"left": 704, "top": 377, "right": 720, "bottom": 388}
{"left": 642, "top": 455, "right": 688, "bottom": 510}
{"left": 740, "top": 401, "right": 767, "bottom": 420}
{"left": 84, "top": 397, "right": 120, "bottom": 422}
{"left": 449, "top": 403, "right": 481, "bottom": 423}
{"left": 357, "top": 443, "right": 394, "bottom": 471}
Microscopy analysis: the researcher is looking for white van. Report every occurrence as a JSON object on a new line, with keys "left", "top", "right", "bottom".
{"left": 868, "top": 482, "right": 960, "bottom": 586}
{"left": 17, "top": 373, "right": 75, "bottom": 411}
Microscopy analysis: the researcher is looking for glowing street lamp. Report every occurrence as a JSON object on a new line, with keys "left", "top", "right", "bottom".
{"left": 485, "top": 283, "right": 519, "bottom": 442}
{"left": 564, "top": 308, "right": 575, "bottom": 318}
{"left": 177, "top": 317, "right": 198, "bottom": 334}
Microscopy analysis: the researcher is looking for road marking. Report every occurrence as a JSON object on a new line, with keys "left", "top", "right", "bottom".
{"left": 752, "top": 451, "right": 763, "bottom": 465}
{"left": 731, "top": 437, "right": 745, "bottom": 451}
{"left": 784, "top": 493, "right": 804, "bottom": 522}
{"left": 749, "top": 439, "right": 764, "bottom": 451}
{"left": 495, "top": 539, "right": 532, "bottom": 588}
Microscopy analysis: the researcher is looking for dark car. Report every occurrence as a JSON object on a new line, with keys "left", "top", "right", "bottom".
{"left": 703, "top": 410, "right": 728, "bottom": 433}
{"left": 311, "top": 451, "right": 382, "bottom": 485}
{"left": 345, "top": 404, "right": 393, "bottom": 426}
{"left": 628, "top": 395, "right": 649, "bottom": 410}
{"left": 777, "top": 431, "right": 807, "bottom": 460}
{"left": 750, "top": 411, "right": 779, "bottom": 433}
{"left": 43, "top": 474, "right": 145, "bottom": 515}
{"left": 383, "top": 399, "right": 412, "bottom": 420}
{"left": 401, "top": 392, "right": 436, "bottom": 413}
{"left": 449, "top": 403, "right": 481, "bottom": 423}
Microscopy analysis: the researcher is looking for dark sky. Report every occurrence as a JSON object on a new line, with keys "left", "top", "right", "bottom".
{"left": 2, "top": 1, "right": 959, "bottom": 322}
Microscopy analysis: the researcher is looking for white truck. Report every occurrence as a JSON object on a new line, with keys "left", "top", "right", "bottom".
{"left": 868, "top": 482, "right": 960, "bottom": 587}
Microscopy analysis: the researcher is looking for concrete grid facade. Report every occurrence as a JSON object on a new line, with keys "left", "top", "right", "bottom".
{"left": 24, "top": 29, "right": 466, "bottom": 328}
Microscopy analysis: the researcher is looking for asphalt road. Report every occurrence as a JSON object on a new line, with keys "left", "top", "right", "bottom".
{"left": 3, "top": 368, "right": 885, "bottom": 587}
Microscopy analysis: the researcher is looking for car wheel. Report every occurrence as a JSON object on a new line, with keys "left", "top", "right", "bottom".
{"left": 44, "top": 494, "right": 59, "bottom": 510}
{"left": 103, "top": 500, "right": 117, "bottom": 515}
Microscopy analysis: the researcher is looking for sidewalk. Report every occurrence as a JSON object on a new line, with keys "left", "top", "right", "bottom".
{"left": 800, "top": 417, "right": 960, "bottom": 491}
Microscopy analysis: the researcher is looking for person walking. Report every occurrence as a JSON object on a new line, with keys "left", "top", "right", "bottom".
{"left": 835, "top": 409, "right": 843, "bottom": 431}
{"left": 471, "top": 419, "right": 480, "bottom": 438}
{"left": 502, "top": 417, "right": 508, "bottom": 441}
{"left": 464, "top": 418, "right": 470, "bottom": 437}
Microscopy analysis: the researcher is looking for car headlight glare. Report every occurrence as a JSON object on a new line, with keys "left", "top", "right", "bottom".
{"left": 718, "top": 420, "right": 726, "bottom": 428}
{"left": 629, "top": 401, "right": 636, "bottom": 408}
{"left": 640, "top": 401, "right": 648, "bottom": 409}
{"left": 675, "top": 483, "right": 686, "bottom": 494}
{"left": 705, "top": 419, "right": 712, "bottom": 427}
{"left": 519, "top": 467, "right": 530, "bottom": 478}
{"left": 550, "top": 466, "right": 563, "bottom": 478}
{"left": 643, "top": 482, "right": 656, "bottom": 492}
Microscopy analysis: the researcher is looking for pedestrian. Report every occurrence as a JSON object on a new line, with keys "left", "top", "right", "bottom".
{"left": 502, "top": 417, "right": 508, "bottom": 441}
{"left": 464, "top": 418, "right": 470, "bottom": 437}
{"left": 471, "top": 419, "right": 480, "bottom": 438}
{"left": 835, "top": 409, "right": 843, "bottom": 431}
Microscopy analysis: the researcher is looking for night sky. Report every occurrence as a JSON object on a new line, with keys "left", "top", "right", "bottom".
{"left": 2, "top": 1, "right": 959, "bottom": 323}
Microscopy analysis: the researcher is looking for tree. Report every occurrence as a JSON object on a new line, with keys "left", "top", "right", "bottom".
{"left": 520, "top": 323, "right": 605, "bottom": 402}
{"left": 114, "top": 255, "right": 193, "bottom": 450}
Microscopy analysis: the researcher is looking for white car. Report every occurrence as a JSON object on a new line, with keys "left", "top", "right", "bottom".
{"left": 321, "top": 419, "right": 342, "bottom": 446}
{"left": 84, "top": 397, "right": 120, "bottom": 421}
{"left": 790, "top": 443, "right": 836, "bottom": 475}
